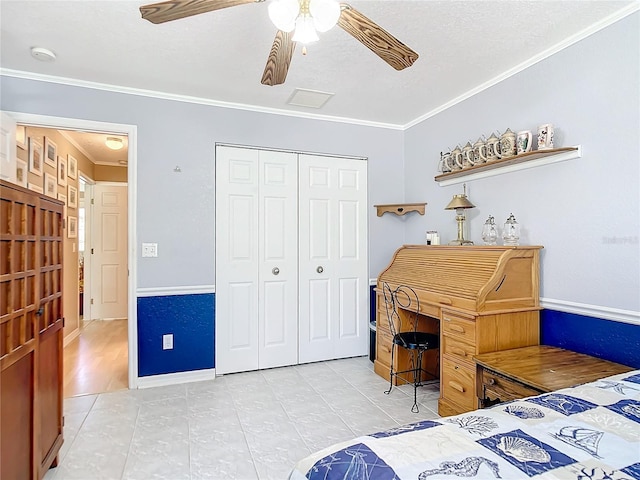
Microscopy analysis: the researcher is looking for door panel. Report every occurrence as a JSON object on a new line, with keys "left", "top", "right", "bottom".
{"left": 298, "top": 155, "right": 368, "bottom": 363}
{"left": 216, "top": 147, "right": 259, "bottom": 374}
{"left": 216, "top": 146, "right": 298, "bottom": 373}
{"left": 91, "top": 183, "right": 128, "bottom": 320}
{"left": 257, "top": 150, "right": 297, "bottom": 370}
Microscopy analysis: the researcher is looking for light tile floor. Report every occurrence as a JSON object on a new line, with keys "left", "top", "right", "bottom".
{"left": 44, "top": 356, "right": 440, "bottom": 480}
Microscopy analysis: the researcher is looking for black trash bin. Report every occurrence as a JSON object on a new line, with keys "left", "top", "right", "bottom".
{"left": 369, "top": 321, "right": 376, "bottom": 362}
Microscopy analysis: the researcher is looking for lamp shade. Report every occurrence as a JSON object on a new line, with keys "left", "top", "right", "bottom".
{"left": 292, "top": 14, "right": 319, "bottom": 43}
{"left": 445, "top": 194, "right": 475, "bottom": 210}
{"left": 309, "top": 0, "right": 340, "bottom": 32}
{"left": 268, "top": 0, "right": 300, "bottom": 32}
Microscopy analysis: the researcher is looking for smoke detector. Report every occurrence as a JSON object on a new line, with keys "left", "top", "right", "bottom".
{"left": 31, "top": 47, "right": 56, "bottom": 62}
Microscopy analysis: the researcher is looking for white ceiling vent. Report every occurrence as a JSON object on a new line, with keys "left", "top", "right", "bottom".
{"left": 287, "top": 88, "right": 334, "bottom": 109}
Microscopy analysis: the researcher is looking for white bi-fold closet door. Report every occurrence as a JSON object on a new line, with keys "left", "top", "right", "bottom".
{"left": 215, "top": 145, "right": 368, "bottom": 375}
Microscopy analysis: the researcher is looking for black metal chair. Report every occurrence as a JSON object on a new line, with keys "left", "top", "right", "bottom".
{"left": 382, "top": 282, "right": 439, "bottom": 413}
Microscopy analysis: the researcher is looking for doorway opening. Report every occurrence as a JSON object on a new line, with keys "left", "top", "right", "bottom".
{"left": 8, "top": 112, "right": 138, "bottom": 392}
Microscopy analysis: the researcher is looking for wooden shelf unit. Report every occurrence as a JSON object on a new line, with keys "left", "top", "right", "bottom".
{"left": 435, "top": 146, "right": 581, "bottom": 186}
{"left": 374, "top": 203, "right": 427, "bottom": 217}
{"left": 1, "top": 180, "right": 64, "bottom": 480}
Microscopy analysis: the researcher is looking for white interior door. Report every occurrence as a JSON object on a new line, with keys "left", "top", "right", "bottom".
{"left": 216, "top": 146, "right": 260, "bottom": 374}
{"left": 298, "top": 154, "right": 368, "bottom": 363}
{"left": 258, "top": 150, "right": 298, "bottom": 369}
{"left": 91, "top": 183, "right": 128, "bottom": 320}
{"left": 216, "top": 146, "right": 298, "bottom": 374}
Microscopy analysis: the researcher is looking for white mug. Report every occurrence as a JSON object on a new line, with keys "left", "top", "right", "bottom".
{"left": 537, "top": 123, "right": 554, "bottom": 150}
{"left": 516, "top": 130, "right": 532, "bottom": 154}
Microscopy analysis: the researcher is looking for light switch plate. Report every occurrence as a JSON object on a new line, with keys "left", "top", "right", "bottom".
{"left": 142, "top": 243, "right": 158, "bottom": 257}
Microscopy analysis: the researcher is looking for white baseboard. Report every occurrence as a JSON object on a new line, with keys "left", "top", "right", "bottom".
{"left": 136, "top": 368, "right": 216, "bottom": 389}
{"left": 541, "top": 298, "right": 640, "bottom": 326}
{"left": 63, "top": 328, "right": 80, "bottom": 347}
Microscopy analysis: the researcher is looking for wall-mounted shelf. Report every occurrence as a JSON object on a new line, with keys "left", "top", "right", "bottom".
{"left": 435, "top": 146, "right": 582, "bottom": 186}
{"left": 374, "top": 203, "right": 427, "bottom": 217}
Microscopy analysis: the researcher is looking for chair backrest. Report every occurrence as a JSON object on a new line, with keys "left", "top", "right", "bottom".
{"left": 382, "top": 283, "right": 421, "bottom": 338}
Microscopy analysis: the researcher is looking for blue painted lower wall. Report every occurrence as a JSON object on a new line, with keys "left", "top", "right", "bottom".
{"left": 370, "top": 285, "right": 640, "bottom": 368}
{"left": 137, "top": 293, "right": 215, "bottom": 377}
{"left": 541, "top": 310, "right": 640, "bottom": 368}
{"left": 135, "top": 287, "right": 639, "bottom": 378}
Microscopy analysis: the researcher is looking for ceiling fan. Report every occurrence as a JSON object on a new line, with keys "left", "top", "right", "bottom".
{"left": 139, "top": 0, "right": 419, "bottom": 86}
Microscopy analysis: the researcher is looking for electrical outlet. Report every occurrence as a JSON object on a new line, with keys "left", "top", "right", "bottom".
{"left": 142, "top": 243, "right": 158, "bottom": 258}
{"left": 162, "top": 334, "right": 173, "bottom": 350}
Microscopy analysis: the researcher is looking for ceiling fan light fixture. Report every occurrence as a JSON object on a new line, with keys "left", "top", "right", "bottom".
{"left": 105, "top": 137, "right": 124, "bottom": 150}
{"left": 268, "top": 0, "right": 299, "bottom": 32}
{"left": 309, "top": 0, "right": 340, "bottom": 32}
{"left": 292, "top": 14, "right": 319, "bottom": 43}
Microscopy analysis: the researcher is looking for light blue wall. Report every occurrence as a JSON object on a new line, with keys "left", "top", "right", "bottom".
{"left": 403, "top": 12, "right": 640, "bottom": 313}
{"left": 0, "top": 78, "right": 407, "bottom": 285}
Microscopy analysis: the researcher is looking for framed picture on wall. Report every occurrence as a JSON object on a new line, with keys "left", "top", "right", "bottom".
{"left": 28, "top": 182, "right": 44, "bottom": 194}
{"left": 44, "top": 137, "right": 57, "bottom": 167}
{"left": 16, "top": 159, "right": 28, "bottom": 187}
{"left": 68, "top": 184, "right": 78, "bottom": 209}
{"left": 57, "top": 193, "right": 68, "bottom": 220}
{"left": 29, "top": 137, "right": 43, "bottom": 176}
{"left": 44, "top": 172, "right": 57, "bottom": 198}
{"left": 16, "top": 125, "right": 27, "bottom": 150}
{"left": 68, "top": 216, "right": 77, "bottom": 238}
{"left": 57, "top": 155, "right": 67, "bottom": 187}
{"left": 67, "top": 154, "right": 77, "bottom": 179}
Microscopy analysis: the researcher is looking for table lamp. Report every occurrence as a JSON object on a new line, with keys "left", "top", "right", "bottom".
{"left": 445, "top": 184, "right": 475, "bottom": 245}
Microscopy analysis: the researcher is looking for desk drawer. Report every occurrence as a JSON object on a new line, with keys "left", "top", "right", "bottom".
{"left": 442, "top": 312, "right": 476, "bottom": 344}
{"left": 376, "top": 328, "right": 393, "bottom": 368}
{"left": 442, "top": 357, "right": 476, "bottom": 411}
{"left": 442, "top": 336, "right": 475, "bottom": 363}
{"left": 479, "top": 369, "right": 542, "bottom": 406}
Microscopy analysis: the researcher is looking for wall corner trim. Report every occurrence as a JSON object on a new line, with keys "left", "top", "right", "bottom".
{"left": 541, "top": 297, "right": 640, "bottom": 326}
{"left": 136, "top": 368, "right": 216, "bottom": 389}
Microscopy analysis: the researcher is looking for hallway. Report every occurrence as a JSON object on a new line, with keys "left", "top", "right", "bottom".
{"left": 64, "top": 319, "right": 128, "bottom": 398}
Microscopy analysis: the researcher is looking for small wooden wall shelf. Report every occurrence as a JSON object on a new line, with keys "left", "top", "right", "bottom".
{"left": 435, "top": 146, "right": 581, "bottom": 186}
{"left": 374, "top": 203, "right": 427, "bottom": 217}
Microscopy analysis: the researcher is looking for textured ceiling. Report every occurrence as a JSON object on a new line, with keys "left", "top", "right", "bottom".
{"left": 1, "top": 0, "right": 637, "bottom": 131}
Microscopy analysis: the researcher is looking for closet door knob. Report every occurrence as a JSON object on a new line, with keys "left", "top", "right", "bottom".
{"left": 272, "top": 267, "right": 280, "bottom": 275}
{"left": 316, "top": 266, "right": 324, "bottom": 274}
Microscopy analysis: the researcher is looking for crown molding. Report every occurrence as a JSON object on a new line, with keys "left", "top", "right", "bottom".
{"left": 0, "top": 68, "right": 402, "bottom": 131}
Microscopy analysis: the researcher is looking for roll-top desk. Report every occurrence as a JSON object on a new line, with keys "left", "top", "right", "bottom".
{"left": 375, "top": 245, "right": 542, "bottom": 416}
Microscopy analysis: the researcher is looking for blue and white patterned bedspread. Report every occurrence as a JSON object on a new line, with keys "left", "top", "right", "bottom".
{"left": 289, "top": 370, "right": 640, "bottom": 479}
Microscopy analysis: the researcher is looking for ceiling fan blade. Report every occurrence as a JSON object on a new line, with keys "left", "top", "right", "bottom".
{"left": 140, "top": 0, "right": 256, "bottom": 24}
{"left": 337, "top": 3, "right": 418, "bottom": 71}
{"left": 261, "top": 30, "right": 296, "bottom": 86}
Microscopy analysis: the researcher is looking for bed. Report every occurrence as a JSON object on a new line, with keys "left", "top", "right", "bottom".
{"left": 289, "top": 370, "right": 640, "bottom": 479}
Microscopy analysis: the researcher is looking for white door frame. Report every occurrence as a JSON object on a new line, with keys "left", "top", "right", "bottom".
{"left": 7, "top": 111, "right": 139, "bottom": 389}
{"left": 79, "top": 173, "right": 95, "bottom": 323}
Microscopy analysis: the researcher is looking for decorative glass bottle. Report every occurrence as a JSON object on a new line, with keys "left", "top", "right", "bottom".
{"left": 502, "top": 213, "right": 520, "bottom": 246}
{"left": 481, "top": 215, "right": 498, "bottom": 245}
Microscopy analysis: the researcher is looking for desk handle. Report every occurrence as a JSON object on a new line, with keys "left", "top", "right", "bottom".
{"left": 438, "top": 297, "right": 452, "bottom": 305}
{"left": 448, "top": 324, "right": 465, "bottom": 333}
{"left": 450, "top": 347, "right": 467, "bottom": 357}
{"left": 449, "top": 381, "right": 465, "bottom": 393}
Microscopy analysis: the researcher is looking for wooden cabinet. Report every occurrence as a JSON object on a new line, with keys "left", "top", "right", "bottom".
{"left": 375, "top": 245, "right": 542, "bottom": 416}
{"left": 1, "top": 180, "right": 64, "bottom": 479}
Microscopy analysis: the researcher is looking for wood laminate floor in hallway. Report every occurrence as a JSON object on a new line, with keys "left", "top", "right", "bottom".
{"left": 63, "top": 319, "right": 128, "bottom": 398}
